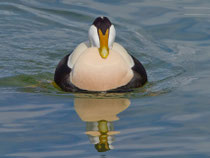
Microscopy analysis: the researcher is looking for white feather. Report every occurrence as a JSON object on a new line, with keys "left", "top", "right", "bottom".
{"left": 112, "top": 42, "right": 134, "bottom": 68}
{"left": 108, "top": 25, "right": 116, "bottom": 48}
{"left": 67, "top": 42, "right": 89, "bottom": 68}
{"left": 88, "top": 25, "right": 100, "bottom": 48}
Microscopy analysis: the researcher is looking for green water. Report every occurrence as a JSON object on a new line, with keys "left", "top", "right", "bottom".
{"left": 1, "top": 0, "right": 210, "bottom": 157}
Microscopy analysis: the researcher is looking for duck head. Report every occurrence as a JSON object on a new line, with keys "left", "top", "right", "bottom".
{"left": 88, "top": 16, "right": 116, "bottom": 59}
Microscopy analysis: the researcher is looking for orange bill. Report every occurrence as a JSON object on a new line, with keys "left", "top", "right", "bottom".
{"left": 98, "top": 29, "right": 109, "bottom": 59}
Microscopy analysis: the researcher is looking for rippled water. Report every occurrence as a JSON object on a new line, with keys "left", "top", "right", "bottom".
{"left": 1, "top": 0, "right": 210, "bottom": 157}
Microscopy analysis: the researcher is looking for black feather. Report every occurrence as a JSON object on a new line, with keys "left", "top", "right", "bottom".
{"left": 54, "top": 53, "right": 85, "bottom": 92}
{"left": 93, "top": 17, "right": 112, "bottom": 35}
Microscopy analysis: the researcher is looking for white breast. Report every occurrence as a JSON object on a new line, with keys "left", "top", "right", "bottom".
{"left": 112, "top": 42, "right": 134, "bottom": 68}
{"left": 70, "top": 47, "right": 133, "bottom": 91}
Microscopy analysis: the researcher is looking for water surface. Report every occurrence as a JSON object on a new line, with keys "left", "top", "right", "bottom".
{"left": 1, "top": 0, "right": 210, "bottom": 157}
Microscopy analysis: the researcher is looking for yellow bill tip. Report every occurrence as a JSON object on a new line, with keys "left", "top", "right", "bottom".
{"left": 99, "top": 47, "right": 109, "bottom": 59}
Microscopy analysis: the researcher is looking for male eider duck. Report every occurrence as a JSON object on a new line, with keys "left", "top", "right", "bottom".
{"left": 54, "top": 17, "right": 147, "bottom": 92}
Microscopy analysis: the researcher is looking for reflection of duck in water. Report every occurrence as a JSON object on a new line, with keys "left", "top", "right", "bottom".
{"left": 74, "top": 98, "right": 130, "bottom": 152}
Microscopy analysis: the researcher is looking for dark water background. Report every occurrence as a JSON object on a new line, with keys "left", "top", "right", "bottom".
{"left": 1, "top": 0, "right": 210, "bottom": 157}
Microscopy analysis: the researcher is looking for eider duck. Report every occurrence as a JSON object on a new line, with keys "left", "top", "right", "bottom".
{"left": 54, "top": 16, "right": 147, "bottom": 92}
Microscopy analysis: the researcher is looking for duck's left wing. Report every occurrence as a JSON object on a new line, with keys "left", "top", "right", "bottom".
{"left": 54, "top": 53, "right": 76, "bottom": 92}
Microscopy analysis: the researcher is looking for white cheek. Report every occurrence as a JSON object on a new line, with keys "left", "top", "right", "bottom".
{"left": 108, "top": 25, "right": 116, "bottom": 48}
{"left": 88, "top": 25, "right": 100, "bottom": 48}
